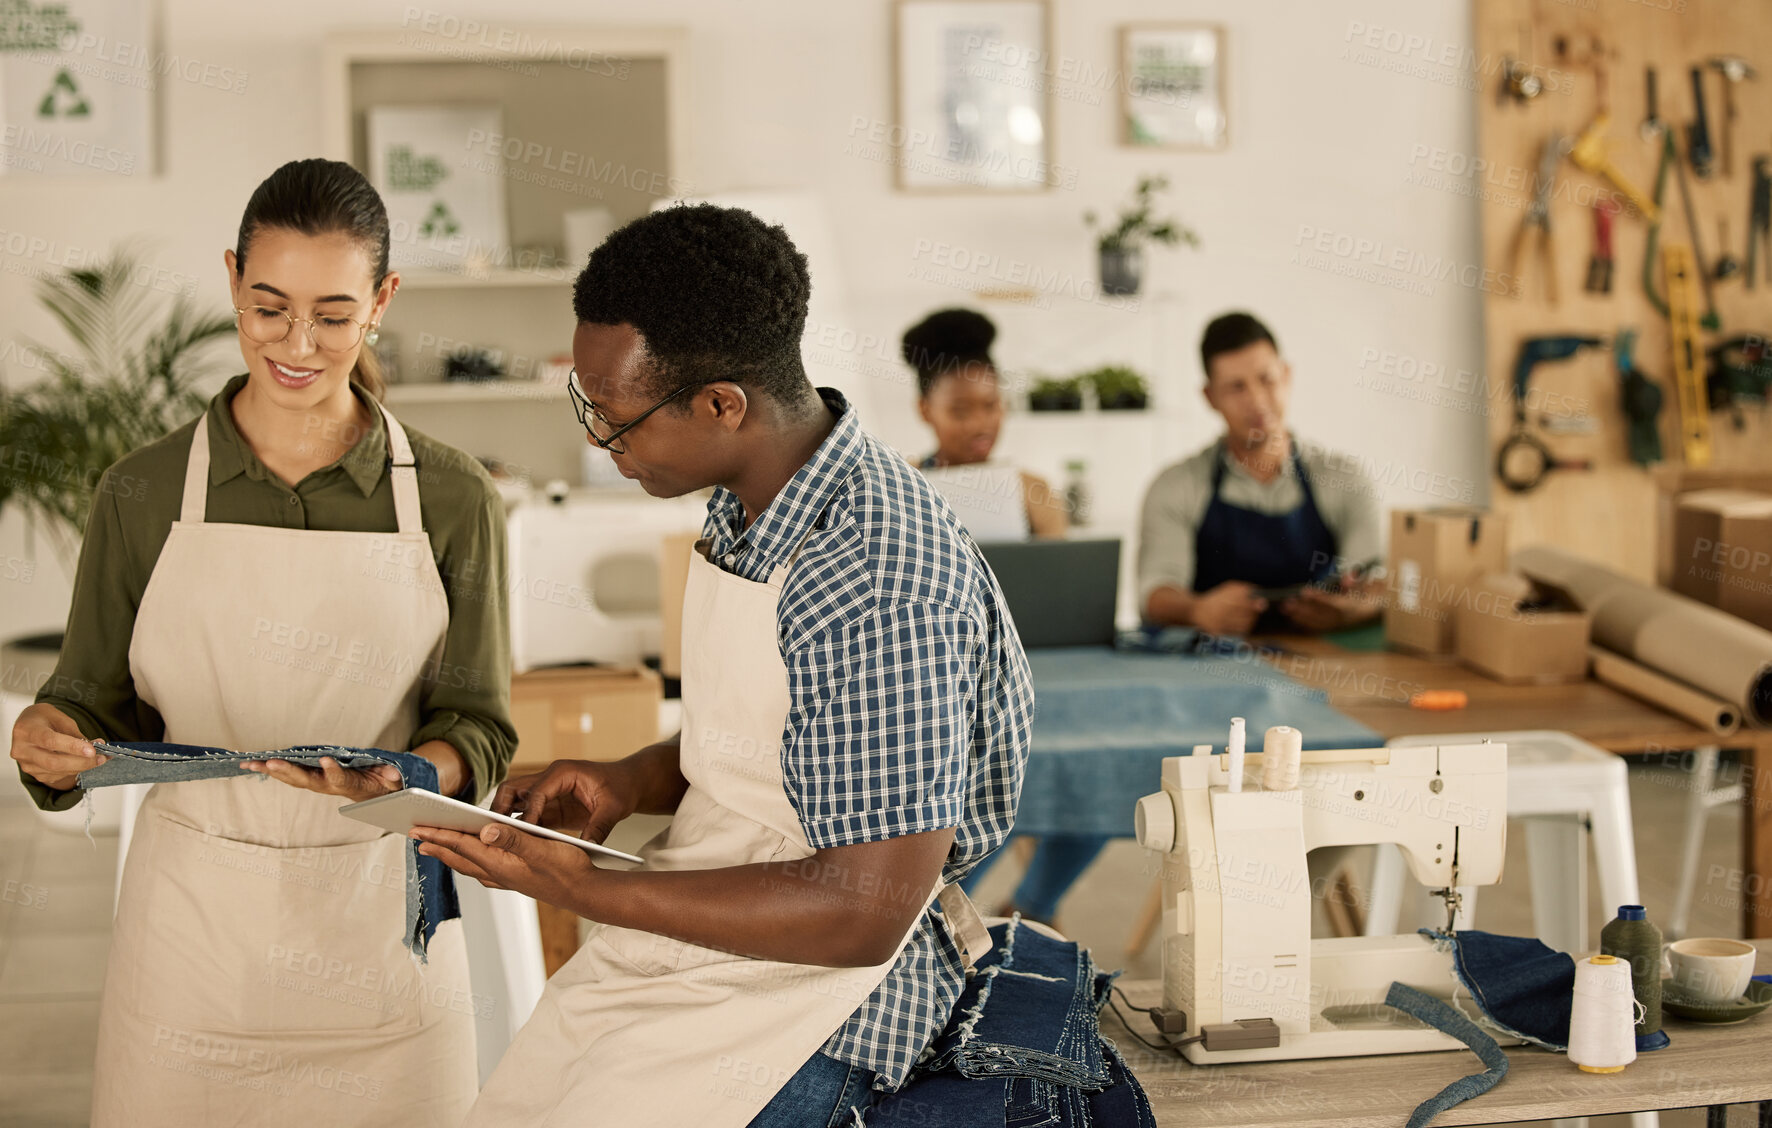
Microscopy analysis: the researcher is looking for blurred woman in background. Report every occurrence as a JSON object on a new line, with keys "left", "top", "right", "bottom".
{"left": 903, "top": 308, "right": 1067, "bottom": 540}
{"left": 903, "top": 308, "right": 1104, "bottom": 927}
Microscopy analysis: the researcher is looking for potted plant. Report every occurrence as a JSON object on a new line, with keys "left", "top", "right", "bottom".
{"left": 1080, "top": 364, "right": 1151, "bottom": 410}
{"left": 1027, "top": 375, "right": 1084, "bottom": 412}
{"left": 1, "top": 253, "right": 234, "bottom": 672}
{"left": 1085, "top": 174, "right": 1201, "bottom": 297}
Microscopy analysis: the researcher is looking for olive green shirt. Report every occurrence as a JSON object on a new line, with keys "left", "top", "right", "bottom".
{"left": 23, "top": 375, "right": 517, "bottom": 811}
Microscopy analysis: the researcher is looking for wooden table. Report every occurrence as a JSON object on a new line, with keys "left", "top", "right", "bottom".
{"left": 1109, "top": 943, "right": 1772, "bottom": 1127}
{"left": 1261, "top": 637, "right": 1772, "bottom": 940}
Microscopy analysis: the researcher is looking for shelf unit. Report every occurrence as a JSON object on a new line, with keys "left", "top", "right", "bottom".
{"left": 316, "top": 25, "right": 689, "bottom": 486}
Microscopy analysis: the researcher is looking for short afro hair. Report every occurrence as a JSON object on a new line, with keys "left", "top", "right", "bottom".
{"left": 1200, "top": 311, "right": 1278, "bottom": 381}
{"left": 901, "top": 308, "right": 997, "bottom": 397}
{"left": 572, "top": 203, "right": 814, "bottom": 408}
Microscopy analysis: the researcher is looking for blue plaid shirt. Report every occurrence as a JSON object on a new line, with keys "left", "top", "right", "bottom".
{"left": 699, "top": 389, "right": 1033, "bottom": 1091}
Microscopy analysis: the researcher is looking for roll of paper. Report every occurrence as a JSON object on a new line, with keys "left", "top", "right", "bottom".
{"left": 1516, "top": 546, "right": 1772, "bottom": 727}
{"left": 1588, "top": 647, "right": 1741, "bottom": 736}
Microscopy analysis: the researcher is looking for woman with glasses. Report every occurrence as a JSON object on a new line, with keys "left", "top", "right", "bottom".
{"left": 9, "top": 158, "right": 515, "bottom": 1127}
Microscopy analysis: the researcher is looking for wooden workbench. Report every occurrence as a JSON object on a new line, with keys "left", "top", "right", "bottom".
{"left": 1264, "top": 636, "right": 1772, "bottom": 939}
{"left": 1109, "top": 943, "right": 1772, "bottom": 1126}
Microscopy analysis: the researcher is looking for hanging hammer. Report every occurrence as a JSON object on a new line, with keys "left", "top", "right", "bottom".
{"left": 1707, "top": 57, "right": 1757, "bottom": 179}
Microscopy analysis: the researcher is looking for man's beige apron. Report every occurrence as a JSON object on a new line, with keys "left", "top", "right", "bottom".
{"left": 90, "top": 405, "right": 477, "bottom": 1127}
{"left": 467, "top": 537, "right": 990, "bottom": 1127}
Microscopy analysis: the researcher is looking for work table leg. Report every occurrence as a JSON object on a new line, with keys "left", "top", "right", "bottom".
{"left": 1749, "top": 746, "right": 1772, "bottom": 940}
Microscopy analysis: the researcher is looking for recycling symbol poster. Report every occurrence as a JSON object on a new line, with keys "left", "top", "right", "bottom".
{"left": 0, "top": 0, "right": 153, "bottom": 176}
{"left": 368, "top": 105, "right": 508, "bottom": 273}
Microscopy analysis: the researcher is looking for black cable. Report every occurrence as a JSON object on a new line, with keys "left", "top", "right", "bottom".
{"left": 1106, "top": 985, "right": 1201, "bottom": 1056}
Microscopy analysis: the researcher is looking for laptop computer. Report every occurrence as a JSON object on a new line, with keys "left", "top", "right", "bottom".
{"left": 978, "top": 538, "right": 1121, "bottom": 649}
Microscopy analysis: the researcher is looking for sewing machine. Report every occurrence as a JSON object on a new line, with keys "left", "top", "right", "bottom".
{"left": 1134, "top": 728, "right": 1508, "bottom": 1064}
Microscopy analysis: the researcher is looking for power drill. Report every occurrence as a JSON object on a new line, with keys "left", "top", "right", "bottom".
{"left": 1512, "top": 336, "right": 1606, "bottom": 420}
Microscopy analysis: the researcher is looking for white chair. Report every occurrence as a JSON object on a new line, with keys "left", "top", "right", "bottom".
{"left": 1366, "top": 730, "right": 1640, "bottom": 957}
{"left": 110, "top": 783, "right": 548, "bottom": 1087}
{"left": 1666, "top": 744, "right": 1740, "bottom": 940}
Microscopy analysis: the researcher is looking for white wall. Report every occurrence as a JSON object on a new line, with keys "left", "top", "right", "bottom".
{"left": 1, "top": 0, "right": 1487, "bottom": 639}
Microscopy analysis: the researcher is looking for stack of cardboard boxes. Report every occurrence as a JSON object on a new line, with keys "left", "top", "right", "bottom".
{"left": 1385, "top": 507, "right": 1590, "bottom": 684}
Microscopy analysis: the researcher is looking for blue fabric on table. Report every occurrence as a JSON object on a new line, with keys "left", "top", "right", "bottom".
{"left": 867, "top": 918, "right": 1154, "bottom": 1127}
{"left": 1016, "top": 646, "right": 1382, "bottom": 836}
{"left": 76, "top": 741, "right": 460, "bottom": 959}
{"left": 1425, "top": 928, "right": 1576, "bottom": 1051}
{"left": 1385, "top": 982, "right": 1511, "bottom": 1128}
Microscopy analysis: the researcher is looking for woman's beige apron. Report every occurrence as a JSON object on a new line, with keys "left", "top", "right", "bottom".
{"left": 467, "top": 537, "right": 989, "bottom": 1127}
{"left": 90, "top": 405, "right": 477, "bottom": 1127}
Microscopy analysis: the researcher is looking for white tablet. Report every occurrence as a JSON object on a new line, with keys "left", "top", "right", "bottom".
{"left": 339, "top": 789, "right": 644, "bottom": 865}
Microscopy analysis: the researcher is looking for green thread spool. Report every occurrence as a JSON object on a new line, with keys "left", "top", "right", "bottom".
{"left": 1599, "top": 904, "right": 1670, "bottom": 1051}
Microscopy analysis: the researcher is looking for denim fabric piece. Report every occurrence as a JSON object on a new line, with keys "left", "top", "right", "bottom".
{"left": 922, "top": 918, "right": 1111, "bottom": 1090}
{"left": 1385, "top": 982, "right": 1511, "bottom": 1128}
{"left": 869, "top": 919, "right": 1151, "bottom": 1127}
{"left": 1424, "top": 928, "right": 1576, "bottom": 1050}
{"left": 78, "top": 741, "right": 460, "bottom": 959}
{"left": 746, "top": 1053, "right": 879, "bottom": 1128}
{"left": 1085, "top": 1039, "right": 1157, "bottom": 1128}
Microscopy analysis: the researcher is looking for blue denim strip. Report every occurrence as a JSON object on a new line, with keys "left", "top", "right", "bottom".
{"left": 1385, "top": 982, "right": 1511, "bottom": 1128}
{"left": 78, "top": 741, "right": 460, "bottom": 959}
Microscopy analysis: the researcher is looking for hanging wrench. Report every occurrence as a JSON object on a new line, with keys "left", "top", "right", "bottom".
{"left": 1688, "top": 66, "right": 1715, "bottom": 180}
{"left": 1640, "top": 67, "right": 1663, "bottom": 141}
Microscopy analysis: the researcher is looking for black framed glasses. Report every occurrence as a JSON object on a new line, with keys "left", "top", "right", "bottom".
{"left": 568, "top": 369, "right": 696, "bottom": 454}
{"left": 234, "top": 305, "right": 371, "bottom": 352}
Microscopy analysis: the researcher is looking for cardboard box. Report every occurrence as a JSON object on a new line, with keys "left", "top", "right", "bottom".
{"left": 1385, "top": 508, "right": 1509, "bottom": 655}
{"left": 1454, "top": 572, "right": 1590, "bottom": 684}
{"left": 1652, "top": 466, "right": 1772, "bottom": 586}
{"left": 1669, "top": 489, "right": 1772, "bottom": 630}
{"left": 508, "top": 665, "right": 663, "bottom": 774}
{"left": 658, "top": 532, "right": 700, "bottom": 680}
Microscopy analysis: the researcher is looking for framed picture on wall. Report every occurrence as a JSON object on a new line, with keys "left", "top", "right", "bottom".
{"left": 367, "top": 105, "right": 510, "bottom": 272}
{"left": 1120, "top": 24, "right": 1227, "bottom": 150}
{"left": 892, "top": 0, "right": 1056, "bottom": 192}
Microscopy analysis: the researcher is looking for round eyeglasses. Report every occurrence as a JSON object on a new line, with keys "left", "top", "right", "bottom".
{"left": 234, "top": 305, "right": 373, "bottom": 352}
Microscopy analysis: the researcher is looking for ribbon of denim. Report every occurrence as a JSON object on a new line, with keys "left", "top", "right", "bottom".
{"left": 1385, "top": 982, "right": 1511, "bottom": 1128}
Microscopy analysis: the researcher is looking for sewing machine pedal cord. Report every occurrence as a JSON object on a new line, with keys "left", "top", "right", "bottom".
{"left": 1107, "top": 986, "right": 1282, "bottom": 1056}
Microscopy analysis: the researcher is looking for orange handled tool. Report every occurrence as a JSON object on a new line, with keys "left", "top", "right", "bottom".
{"left": 1409, "top": 690, "right": 1469, "bottom": 711}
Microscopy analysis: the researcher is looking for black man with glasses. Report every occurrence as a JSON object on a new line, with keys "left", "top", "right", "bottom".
{"left": 412, "top": 203, "right": 1033, "bottom": 1128}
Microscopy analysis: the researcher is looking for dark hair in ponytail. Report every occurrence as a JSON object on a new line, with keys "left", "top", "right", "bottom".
{"left": 901, "top": 308, "right": 997, "bottom": 397}
{"left": 235, "top": 158, "right": 391, "bottom": 401}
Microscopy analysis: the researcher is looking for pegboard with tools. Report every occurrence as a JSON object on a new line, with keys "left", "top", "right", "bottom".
{"left": 1476, "top": 0, "right": 1772, "bottom": 581}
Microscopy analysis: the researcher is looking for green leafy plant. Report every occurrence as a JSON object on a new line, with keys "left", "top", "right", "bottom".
{"left": 0, "top": 253, "right": 235, "bottom": 564}
{"left": 1027, "top": 375, "right": 1085, "bottom": 411}
{"left": 1079, "top": 364, "right": 1150, "bottom": 409}
{"left": 1084, "top": 174, "right": 1201, "bottom": 253}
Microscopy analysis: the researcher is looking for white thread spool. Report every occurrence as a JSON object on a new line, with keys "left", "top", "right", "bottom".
{"left": 1227, "top": 717, "right": 1247, "bottom": 793}
{"left": 1261, "top": 725, "right": 1302, "bottom": 791}
{"left": 1569, "top": 955, "right": 1641, "bottom": 1074}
